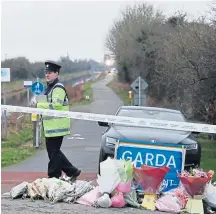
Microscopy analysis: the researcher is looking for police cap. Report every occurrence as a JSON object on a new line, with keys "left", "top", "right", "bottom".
{"left": 44, "top": 61, "right": 61, "bottom": 73}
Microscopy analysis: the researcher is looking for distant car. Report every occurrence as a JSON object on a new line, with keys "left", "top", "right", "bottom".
{"left": 98, "top": 106, "right": 201, "bottom": 173}
{"left": 108, "top": 68, "right": 118, "bottom": 73}
{"left": 111, "top": 68, "right": 117, "bottom": 73}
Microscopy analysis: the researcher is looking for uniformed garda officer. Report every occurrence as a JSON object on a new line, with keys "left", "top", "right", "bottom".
{"left": 36, "top": 61, "right": 81, "bottom": 181}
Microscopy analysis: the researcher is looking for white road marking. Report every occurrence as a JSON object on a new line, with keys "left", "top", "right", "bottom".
{"left": 76, "top": 137, "right": 85, "bottom": 140}
{"left": 67, "top": 134, "right": 85, "bottom": 140}
{"left": 85, "top": 147, "right": 100, "bottom": 152}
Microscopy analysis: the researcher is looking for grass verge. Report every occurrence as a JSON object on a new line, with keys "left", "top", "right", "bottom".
{"left": 199, "top": 138, "right": 216, "bottom": 180}
{"left": 107, "top": 76, "right": 216, "bottom": 180}
{"left": 107, "top": 77, "right": 131, "bottom": 105}
{"left": 1, "top": 120, "right": 38, "bottom": 167}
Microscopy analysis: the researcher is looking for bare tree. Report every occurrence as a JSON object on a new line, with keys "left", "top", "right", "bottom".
{"left": 106, "top": 2, "right": 216, "bottom": 121}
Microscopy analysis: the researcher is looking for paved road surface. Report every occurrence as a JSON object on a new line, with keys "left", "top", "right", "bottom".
{"left": 1, "top": 73, "right": 163, "bottom": 214}
{"left": 1, "top": 197, "right": 164, "bottom": 214}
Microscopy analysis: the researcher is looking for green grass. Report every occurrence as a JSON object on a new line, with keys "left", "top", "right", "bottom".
{"left": 1, "top": 127, "right": 32, "bottom": 149}
{"left": 199, "top": 138, "right": 216, "bottom": 181}
{"left": 1, "top": 124, "right": 37, "bottom": 167}
{"left": 2, "top": 147, "right": 36, "bottom": 167}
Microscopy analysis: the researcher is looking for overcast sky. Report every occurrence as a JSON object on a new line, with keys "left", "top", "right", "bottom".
{"left": 1, "top": 0, "right": 213, "bottom": 63}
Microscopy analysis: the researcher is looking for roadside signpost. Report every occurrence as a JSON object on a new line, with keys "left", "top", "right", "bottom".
{"left": 1, "top": 68, "right": 11, "bottom": 82}
{"left": 31, "top": 79, "right": 44, "bottom": 148}
{"left": 24, "top": 80, "right": 32, "bottom": 107}
{"left": 1, "top": 68, "right": 11, "bottom": 140}
{"left": 1, "top": 68, "right": 11, "bottom": 104}
{"left": 131, "top": 76, "right": 148, "bottom": 106}
{"left": 133, "top": 94, "right": 147, "bottom": 106}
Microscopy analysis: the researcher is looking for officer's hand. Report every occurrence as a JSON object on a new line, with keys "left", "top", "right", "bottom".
{"left": 30, "top": 101, "right": 37, "bottom": 107}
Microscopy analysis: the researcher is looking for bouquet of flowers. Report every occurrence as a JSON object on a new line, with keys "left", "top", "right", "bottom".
{"left": 179, "top": 169, "right": 213, "bottom": 197}
{"left": 94, "top": 157, "right": 121, "bottom": 208}
{"left": 178, "top": 168, "right": 214, "bottom": 214}
{"left": 133, "top": 164, "right": 170, "bottom": 210}
{"left": 173, "top": 188, "right": 188, "bottom": 208}
{"left": 115, "top": 160, "right": 133, "bottom": 193}
{"left": 133, "top": 164, "right": 170, "bottom": 194}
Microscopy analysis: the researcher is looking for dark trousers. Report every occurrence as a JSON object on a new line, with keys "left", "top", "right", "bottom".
{"left": 45, "top": 136, "right": 78, "bottom": 178}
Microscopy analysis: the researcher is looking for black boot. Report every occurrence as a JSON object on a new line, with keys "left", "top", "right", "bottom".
{"left": 69, "top": 169, "right": 81, "bottom": 183}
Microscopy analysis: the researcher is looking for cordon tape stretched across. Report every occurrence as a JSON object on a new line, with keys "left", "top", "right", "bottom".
{"left": 1, "top": 105, "right": 216, "bottom": 134}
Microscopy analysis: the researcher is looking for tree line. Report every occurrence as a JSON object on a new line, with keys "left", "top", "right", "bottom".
{"left": 106, "top": 3, "right": 216, "bottom": 122}
{"left": 1, "top": 56, "right": 104, "bottom": 81}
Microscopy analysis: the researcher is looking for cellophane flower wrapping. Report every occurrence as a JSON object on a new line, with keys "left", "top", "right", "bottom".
{"left": 163, "top": 186, "right": 189, "bottom": 208}
{"left": 98, "top": 157, "right": 121, "bottom": 194}
{"left": 178, "top": 169, "right": 214, "bottom": 198}
{"left": 133, "top": 164, "right": 170, "bottom": 194}
{"left": 115, "top": 160, "right": 133, "bottom": 193}
{"left": 111, "top": 192, "right": 126, "bottom": 208}
{"left": 76, "top": 186, "right": 101, "bottom": 206}
{"left": 155, "top": 194, "right": 184, "bottom": 213}
{"left": 118, "top": 160, "right": 133, "bottom": 181}
{"left": 173, "top": 188, "right": 188, "bottom": 208}
{"left": 204, "top": 182, "right": 216, "bottom": 209}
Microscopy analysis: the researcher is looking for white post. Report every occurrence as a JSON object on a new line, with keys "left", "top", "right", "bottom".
{"left": 35, "top": 77, "right": 40, "bottom": 148}
{"left": 36, "top": 118, "right": 40, "bottom": 148}
{"left": 138, "top": 76, "right": 141, "bottom": 106}
{"left": 27, "top": 87, "right": 30, "bottom": 106}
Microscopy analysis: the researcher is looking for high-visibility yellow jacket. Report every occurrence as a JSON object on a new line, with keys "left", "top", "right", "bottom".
{"left": 37, "top": 81, "right": 71, "bottom": 137}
